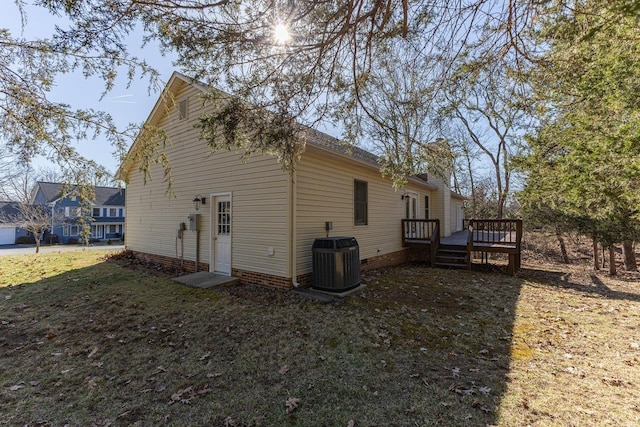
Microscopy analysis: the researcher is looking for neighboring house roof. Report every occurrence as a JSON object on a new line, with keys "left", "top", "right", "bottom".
{"left": 34, "top": 182, "right": 125, "bottom": 205}
{"left": 94, "top": 186, "right": 126, "bottom": 206}
{"left": 0, "top": 201, "right": 21, "bottom": 223}
{"left": 36, "top": 182, "right": 65, "bottom": 204}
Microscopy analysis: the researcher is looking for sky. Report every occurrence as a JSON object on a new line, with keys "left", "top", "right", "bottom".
{"left": 2, "top": 2, "right": 176, "bottom": 175}
{"left": 2, "top": 3, "right": 344, "bottom": 179}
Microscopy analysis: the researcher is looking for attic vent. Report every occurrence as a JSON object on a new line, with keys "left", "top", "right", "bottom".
{"left": 178, "top": 98, "right": 188, "bottom": 120}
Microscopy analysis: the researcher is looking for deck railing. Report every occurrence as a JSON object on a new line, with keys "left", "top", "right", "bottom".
{"left": 466, "top": 218, "right": 523, "bottom": 274}
{"left": 402, "top": 219, "right": 440, "bottom": 266}
{"left": 466, "top": 219, "right": 522, "bottom": 247}
{"left": 401, "top": 219, "right": 440, "bottom": 244}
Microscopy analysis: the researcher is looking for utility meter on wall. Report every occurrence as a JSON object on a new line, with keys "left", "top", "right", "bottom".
{"left": 188, "top": 213, "right": 200, "bottom": 231}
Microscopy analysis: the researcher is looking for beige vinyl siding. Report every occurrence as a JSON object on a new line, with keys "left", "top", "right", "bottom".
{"left": 450, "top": 200, "right": 462, "bottom": 232}
{"left": 295, "top": 146, "right": 432, "bottom": 274}
{"left": 125, "top": 83, "right": 291, "bottom": 277}
{"left": 429, "top": 176, "right": 453, "bottom": 236}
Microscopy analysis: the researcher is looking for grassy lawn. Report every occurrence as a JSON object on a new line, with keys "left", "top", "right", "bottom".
{"left": 1, "top": 250, "right": 639, "bottom": 426}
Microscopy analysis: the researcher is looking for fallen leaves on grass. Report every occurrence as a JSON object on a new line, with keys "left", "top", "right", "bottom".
{"left": 602, "top": 377, "right": 626, "bottom": 387}
{"left": 285, "top": 397, "right": 300, "bottom": 413}
{"left": 278, "top": 365, "right": 289, "bottom": 375}
{"left": 169, "top": 384, "right": 210, "bottom": 405}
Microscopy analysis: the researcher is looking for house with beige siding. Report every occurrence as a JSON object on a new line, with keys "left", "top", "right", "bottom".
{"left": 118, "top": 72, "right": 465, "bottom": 289}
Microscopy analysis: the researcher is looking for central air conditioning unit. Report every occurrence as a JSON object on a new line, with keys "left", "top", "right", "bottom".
{"left": 312, "top": 237, "right": 361, "bottom": 292}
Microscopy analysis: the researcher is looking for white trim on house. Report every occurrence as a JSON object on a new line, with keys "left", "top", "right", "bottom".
{"left": 209, "top": 192, "right": 233, "bottom": 275}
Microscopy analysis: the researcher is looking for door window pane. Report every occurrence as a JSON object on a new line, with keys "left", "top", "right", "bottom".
{"left": 217, "top": 201, "right": 231, "bottom": 235}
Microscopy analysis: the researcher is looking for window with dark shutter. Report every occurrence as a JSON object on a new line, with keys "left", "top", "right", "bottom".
{"left": 424, "top": 196, "right": 430, "bottom": 219}
{"left": 354, "top": 180, "right": 368, "bottom": 226}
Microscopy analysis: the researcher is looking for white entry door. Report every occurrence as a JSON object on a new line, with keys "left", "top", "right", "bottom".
{"left": 212, "top": 195, "right": 232, "bottom": 274}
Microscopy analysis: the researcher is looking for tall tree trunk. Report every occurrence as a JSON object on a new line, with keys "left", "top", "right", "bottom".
{"left": 622, "top": 240, "right": 638, "bottom": 271}
{"left": 556, "top": 228, "right": 569, "bottom": 264}
{"left": 609, "top": 245, "right": 617, "bottom": 275}
{"left": 592, "top": 236, "right": 600, "bottom": 271}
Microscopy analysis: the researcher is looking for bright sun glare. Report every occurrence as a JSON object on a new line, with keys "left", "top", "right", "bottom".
{"left": 273, "top": 23, "right": 291, "bottom": 44}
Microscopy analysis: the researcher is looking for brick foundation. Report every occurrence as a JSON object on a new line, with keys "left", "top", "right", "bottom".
{"left": 360, "top": 248, "right": 411, "bottom": 271}
{"left": 131, "top": 247, "right": 412, "bottom": 291}
{"left": 295, "top": 272, "right": 313, "bottom": 288}
{"left": 131, "top": 251, "right": 209, "bottom": 273}
{"left": 232, "top": 268, "right": 293, "bottom": 290}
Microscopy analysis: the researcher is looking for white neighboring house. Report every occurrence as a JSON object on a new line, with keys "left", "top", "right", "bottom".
{"left": 118, "top": 72, "right": 465, "bottom": 289}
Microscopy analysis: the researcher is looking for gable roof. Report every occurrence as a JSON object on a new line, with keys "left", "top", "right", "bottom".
{"left": 36, "top": 182, "right": 65, "bottom": 204}
{"left": 119, "top": 72, "right": 438, "bottom": 190}
{"left": 34, "top": 182, "right": 125, "bottom": 205}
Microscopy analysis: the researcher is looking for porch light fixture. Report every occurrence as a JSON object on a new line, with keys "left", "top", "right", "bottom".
{"left": 192, "top": 194, "right": 206, "bottom": 211}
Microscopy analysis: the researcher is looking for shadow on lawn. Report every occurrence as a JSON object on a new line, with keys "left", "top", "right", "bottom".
{"left": 2, "top": 259, "right": 529, "bottom": 426}
{"left": 518, "top": 266, "right": 640, "bottom": 302}
{"left": 354, "top": 263, "right": 526, "bottom": 425}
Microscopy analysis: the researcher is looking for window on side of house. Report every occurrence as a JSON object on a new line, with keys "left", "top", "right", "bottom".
{"left": 424, "top": 196, "right": 430, "bottom": 219}
{"left": 93, "top": 207, "right": 100, "bottom": 217}
{"left": 64, "top": 207, "right": 70, "bottom": 217}
{"left": 109, "top": 224, "right": 117, "bottom": 233}
{"left": 109, "top": 208, "right": 117, "bottom": 217}
{"left": 63, "top": 225, "right": 69, "bottom": 236}
{"left": 354, "top": 179, "right": 368, "bottom": 226}
{"left": 70, "top": 226, "right": 79, "bottom": 236}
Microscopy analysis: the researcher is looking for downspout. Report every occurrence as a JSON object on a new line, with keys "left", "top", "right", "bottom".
{"left": 290, "top": 170, "right": 300, "bottom": 288}
{"left": 195, "top": 227, "right": 200, "bottom": 273}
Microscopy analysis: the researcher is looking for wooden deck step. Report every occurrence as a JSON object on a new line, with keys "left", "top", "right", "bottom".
{"left": 434, "top": 261, "right": 468, "bottom": 268}
{"left": 434, "top": 246, "right": 469, "bottom": 269}
{"left": 436, "top": 249, "right": 467, "bottom": 254}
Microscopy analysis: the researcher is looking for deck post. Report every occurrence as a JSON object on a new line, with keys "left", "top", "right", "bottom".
{"left": 466, "top": 220, "right": 473, "bottom": 270}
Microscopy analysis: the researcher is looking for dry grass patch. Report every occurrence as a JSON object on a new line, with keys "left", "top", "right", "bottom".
{"left": 1, "top": 250, "right": 639, "bottom": 426}
{"left": 498, "top": 263, "right": 640, "bottom": 426}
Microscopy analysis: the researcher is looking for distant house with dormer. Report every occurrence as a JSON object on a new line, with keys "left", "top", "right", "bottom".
{"left": 31, "top": 182, "right": 126, "bottom": 243}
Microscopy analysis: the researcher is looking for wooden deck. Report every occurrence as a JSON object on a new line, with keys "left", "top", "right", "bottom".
{"left": 402, "top": 219, "right": 523, "bottom": 275}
